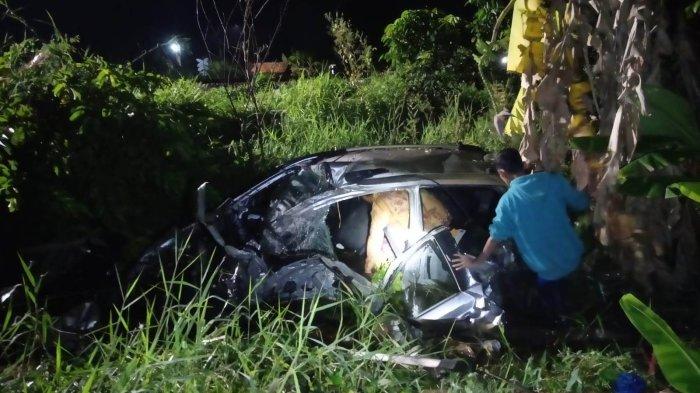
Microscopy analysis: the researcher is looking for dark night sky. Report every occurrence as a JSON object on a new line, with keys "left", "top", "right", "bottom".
{"left": 7, "top": 1, "right": 475, "bottom": 65}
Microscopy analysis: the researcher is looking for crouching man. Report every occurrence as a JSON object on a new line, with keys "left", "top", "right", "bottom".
{"left": 451, "top": 148, "right": 589, "bottom": 320}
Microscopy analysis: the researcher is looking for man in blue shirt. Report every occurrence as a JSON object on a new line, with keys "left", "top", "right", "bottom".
{"left": 452, "top": 148, "right": 589, "bottom": 315}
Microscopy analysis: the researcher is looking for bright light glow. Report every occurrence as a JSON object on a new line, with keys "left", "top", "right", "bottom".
{"left": 169, "top": 42, "right": 182, "bottom": 54}
{"left": 500, "top": 55, "right": 508, "bottom": 66}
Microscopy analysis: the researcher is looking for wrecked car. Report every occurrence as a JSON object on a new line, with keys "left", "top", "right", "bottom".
{"left": 133, "top": 145, "right": 515, "bottom": 340}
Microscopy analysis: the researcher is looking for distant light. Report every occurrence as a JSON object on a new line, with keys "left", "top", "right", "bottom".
{"left": 169, "top": 42, "right": 182, "bottom": 54}
{"left": 500, "top": 56, "right": 508, "bottom": 66}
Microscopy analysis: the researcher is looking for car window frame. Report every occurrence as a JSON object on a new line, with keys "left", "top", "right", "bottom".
{"left": 380, "top": 226, "right": 464, "bottom": 294}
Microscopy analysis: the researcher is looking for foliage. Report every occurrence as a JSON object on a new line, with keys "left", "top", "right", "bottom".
{"left": 254, "top": 72, "right": 416, "bottom": 161}
{"left": 616, "top": 86, "right": 700, "bottom": 202}
{"left": 620, "top": 294, "right": 700, "bottom": 393}
{"left": 0, "top": 37, "right": 241, "bottom": 259}
{"left": 382, "top": 9, "right": 477, "bottom": 107}
{"left": 571, "top": 85, "right": 700, "bottom": 201}
{"left": 666, "top": 182, "right": 700, "bottom": 203}
{"left": 639, "top": 85, "right": 700, "bottom": 149}
{"left": 382, "top": 9, "right": 466, "bottom": 68}
{"left": 463, "top": 0, "right": 512, "bottom": 39}
{"left": 325, "top": 13, "right": 375, "bottom": 82}
{"left": 478, "top": 347, "right": 634, "bottom": 392}
{"left": 1, "top": 247, "right": 640, "bottom": 392}
{"left": 421, "top": 95, "right": 507, "bottom": 152}
{"left": 252, "top": 71, "right": 505, "bottom": 166}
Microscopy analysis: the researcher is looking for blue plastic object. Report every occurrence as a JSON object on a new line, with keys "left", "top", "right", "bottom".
{"left": 613, "top": 372, "right": 646, "bottom": 393}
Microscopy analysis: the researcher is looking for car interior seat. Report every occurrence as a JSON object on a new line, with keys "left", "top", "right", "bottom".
{"left": 325, "top": 197, "right": 371, "bottom": 273}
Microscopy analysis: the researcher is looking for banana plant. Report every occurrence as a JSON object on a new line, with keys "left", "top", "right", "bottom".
{"left": 618, "top": 86, "right": 700, "bottom": 202}
{"left": 571, "top": 85, "right": 700, "bottom": 203}
{"left": 620, "top": 294, "right": 700, "bottom": 393}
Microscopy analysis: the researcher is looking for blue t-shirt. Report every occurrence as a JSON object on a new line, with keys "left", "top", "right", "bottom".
{"left": 489, "top": 172, "right": 589, "bottom": 281}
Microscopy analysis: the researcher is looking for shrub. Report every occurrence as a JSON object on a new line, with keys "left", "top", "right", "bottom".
{"left": 382, "top": 9, "right": 477, "bottom": 107}
{"left": 0, "top": 38, "right": 241, "bottom": 264}
{"left": 325, "top": 13, "right": 375, "bottom": 82}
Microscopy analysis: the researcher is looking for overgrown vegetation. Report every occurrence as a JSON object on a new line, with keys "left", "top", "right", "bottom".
{"left": 0, "top": 251, "right": 639, "bottom": 392}
{"left": 0, "top": 39, "right": 251, "bottom": 280}
{"left": 325, "top": 13, "right": 375, "bottom": 82}
{"left": 382, "top": 9, "right": 480, "bottom": 109}
{"left": 1, "top": 2, "right": 697, "bottom": 391}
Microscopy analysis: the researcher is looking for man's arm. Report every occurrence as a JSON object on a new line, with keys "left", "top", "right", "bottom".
{"left": 451, "top": 197, "right": 512, "bottom": 270}
{"left": 560, "top": 175, "right": 589, "bottom": 212}
{"left": 451, "top": 236, "right": 501, "bottom": 270}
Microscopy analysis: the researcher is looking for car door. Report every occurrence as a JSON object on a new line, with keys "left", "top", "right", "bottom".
{"left": 379, "top": 227, "right": 465, "bottom": 318}
{"left": 379, "top": 226, "right": 503, "bottom": 330}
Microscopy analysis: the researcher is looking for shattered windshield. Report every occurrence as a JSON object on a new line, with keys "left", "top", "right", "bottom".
{"left": 260, "top": 166, "right": 336, "bottom": 260}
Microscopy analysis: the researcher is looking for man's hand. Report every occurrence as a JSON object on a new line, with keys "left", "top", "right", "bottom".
{"left": 451, "top": 253, "right": 477, "bottom": 270}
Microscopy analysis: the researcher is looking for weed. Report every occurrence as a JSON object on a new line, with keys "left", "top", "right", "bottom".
{"left": 1, "top": 249, "right": 641, "bottom": 392}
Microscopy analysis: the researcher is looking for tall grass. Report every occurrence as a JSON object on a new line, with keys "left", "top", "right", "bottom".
{"left": 141, "top": 72, "right": 512, "bottom": 181}
{"left": 228, "top": 71, "right": 512, "bottom": 168}
{"left": 254, "top": 73, "right": 416, "bottom": 162}
{"left": 420, "top": 96, "right": 508, "bottom": 152}
{"left": 1, "top": 249, "right": 638, "bottom": 392}
{"left": 0, "top": 252, "right": 459, "bottom": 391}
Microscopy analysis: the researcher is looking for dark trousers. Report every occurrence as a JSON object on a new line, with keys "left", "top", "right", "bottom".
{"left": 536, "top": 276, "right": 567, "bottom": 320}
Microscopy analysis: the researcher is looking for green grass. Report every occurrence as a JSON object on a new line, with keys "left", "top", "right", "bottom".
{"left": 421, "top": 96, "right": 508, "bottom": 152}
{"left": 210, "top": 71, "right": 513, "bottom": 170}
{"left": 1, "top": 251, "right": 642, "bottom": 392}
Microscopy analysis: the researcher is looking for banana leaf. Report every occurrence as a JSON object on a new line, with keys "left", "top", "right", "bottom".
{"left": 619, "top": 294, "right": 700, "bottom": 393}
{"left": 617, "top": 152, "right": 681, "bottom": 197}
{"left": 616, "top": 149, "right": 700, "bottom": 198}
{"left": 640, "top": 85, "right": 700, "bottom": 149}
{"left": 571, "top": 86, "right": 698, "bottom": 154}
{"left": 618, "top": 153, "right": 675, "bottom": 179}
{"left": 666, "top": 182, "right": 700, "bottom": 203}
{"left": 617, "top": 176, "right": 682, "bottom": 198}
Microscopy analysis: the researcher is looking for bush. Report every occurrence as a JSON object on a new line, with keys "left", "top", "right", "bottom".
{"left": 382, "top": 9, "right": 477, "bottom": 107}
{"left": 325, "top": 13, "right": 375, "bottom": 82}
{"left": 0, "top": 38, "right": 241, "bottom": 264}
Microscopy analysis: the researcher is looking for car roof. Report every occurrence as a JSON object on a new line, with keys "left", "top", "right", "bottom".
{"left": 224, "top": 145, "right": 501, "bottom": 210}
{"left": 285, "top": 144, "right": 498, "bottom": 185}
